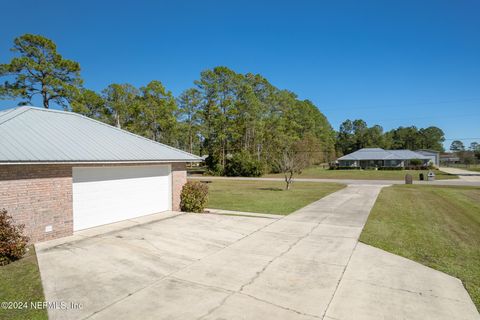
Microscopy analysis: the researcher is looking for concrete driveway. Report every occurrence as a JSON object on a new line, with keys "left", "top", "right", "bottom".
{"left": 36, "top": 185, "right": 480, "bottom": 320}
{"left": 440, "top": 167, "right": 480, "bottom": 182}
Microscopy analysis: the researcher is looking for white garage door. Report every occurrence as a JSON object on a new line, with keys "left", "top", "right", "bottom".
{"left": 73, "top": 165, "right": 171, "bottom": 231}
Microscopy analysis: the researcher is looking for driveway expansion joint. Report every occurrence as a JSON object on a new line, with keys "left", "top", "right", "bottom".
{"left": 322, "top": 239, "right": 360, "bottom": 319}
{"left": 196, "top": 192, "right": 360, "bottom": 319}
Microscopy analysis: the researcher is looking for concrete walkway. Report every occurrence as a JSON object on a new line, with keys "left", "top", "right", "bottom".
{"left": 189, "top": 175, "right": 480, "bottom": 187}
{"left": 36, "top": 185, "right": 479, "bottom": 320}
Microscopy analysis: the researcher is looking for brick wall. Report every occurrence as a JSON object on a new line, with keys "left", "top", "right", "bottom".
{"left": 0, "top": 165, "right": 73, "bottom": 242}
{"left": 0, "top": 163, "right": 188, "bottom": 243}
{"left": 171, "top": 162, "right": 187, "bottom": 211}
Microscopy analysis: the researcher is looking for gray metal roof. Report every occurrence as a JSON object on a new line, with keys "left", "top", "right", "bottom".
{"left": 338, "top": 148, "right": 431, "bottom": 161}
{"left": 415, "top": 149, "right": 440, "bottom": 155}
{"left": 0, "top": 106, "right": 202, "bottom": 163}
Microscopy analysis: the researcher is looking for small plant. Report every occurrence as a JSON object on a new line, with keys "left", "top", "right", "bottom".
{"left": 180, "top": 181, "right": 209, "bottom": 213}
{"left": 0, "top": 209, "right": 29, "bottom": 266}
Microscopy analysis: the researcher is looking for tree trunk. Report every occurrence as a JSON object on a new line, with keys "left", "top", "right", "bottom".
{"left": 115, "top": 114, "right": 121, "bottom": 128}
{"left": 43, "top": 96, "right": 49, "bottom": 109}
{"left": 189, "top": 126, "right": 193, "bottom": 154}
{"left": 221, "top": 141, "right": 226, "bottom": 169}
{"left": 284, "top": 171, "right": 293, "bottom": 190}
{"left": 42, "top": 83, "right": 49, "bottom": 109}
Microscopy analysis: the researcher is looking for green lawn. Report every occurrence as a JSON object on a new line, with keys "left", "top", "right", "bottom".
{"left": 266, "top": 166, "right": 457, "bottom": 180}
{"left": 360, "top": 185, "right": 480, "bottom": 311}
{"left": 0, "top": 246, "right": 47, "bottom": 320}
{"left": 204, "top": 179, "right": 345, "bottom": 215}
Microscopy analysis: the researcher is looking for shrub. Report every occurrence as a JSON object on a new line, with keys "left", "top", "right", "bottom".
{"left": 204, "top": 156, "right": 224, "bottom": 176}
{"left": 0, "top": 209, "right": 29, "bottom": 266}
{"left": 180, "top": 181, "right": 209, "bottom": 213}
{"left": 225, "top": 152, "right": 264, "bottom": 177}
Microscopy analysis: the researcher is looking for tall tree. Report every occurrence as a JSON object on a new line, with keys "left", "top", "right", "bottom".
{"left": 365, "top": 125, "right": 385, "bottom": 148}
{"left": 450, "top": 140, "right": 465, "bottom": 152}
{"left": 418, "top": 126, "right": 445, "bottom": 151}
{"left": 336, "top": 119, "right": 384, "bottom": 154}
{"left": 0, "top": 34, "right": 82, "bottom": 109}
{"left": 194, "top": 66, "right": 240, "bottom": 171}
{"left": 71, "top": 89, "right": 109, "bottom": 122}
{"left": 387, "top": 126, "right": 420, "bottom": 150}
{"left": 191, "top": 67, "right": 336, "bottom": 173}
{"left": 177, "top": 88, "right": 202, "bottom": 154}
{"left": 336, "top": 119, "right": 355, "bottom": 155}
{"left": 469, "top": 142, "right": 479, "bottom": 151}
{"left": 102, "top": 83, "right": 139, "bottom": 129}
{"left": 470, "top": 142, "right": 480, "bottom": 160}
{"left": 135, "top": 80, "right": 177, "bottom": 144}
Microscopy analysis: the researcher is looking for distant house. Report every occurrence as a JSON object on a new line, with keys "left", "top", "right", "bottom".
{"left": 440, "top": 153, "right": 460, "bottom": 165}
{"left": 337, "top": 148, "right": 432, "bottom": 169}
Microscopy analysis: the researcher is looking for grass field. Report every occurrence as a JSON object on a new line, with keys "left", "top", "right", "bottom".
{"left": 266, "top": 167, "right": 457, "bottom": 180}
{"left": 204, "top": 179, "right": 345, "bottom": 215}
{"left": 360, "top": 185, "right": 480, "bottom": 311}
{"left": 0, "top": 246, "right": 47, "bottom": 320}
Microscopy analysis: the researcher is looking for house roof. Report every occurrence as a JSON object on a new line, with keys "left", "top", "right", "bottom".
{"left": 338, "top": 148, "right": 431, "bottom": 161}
{"left": 0, "top": 106, "right": 202, "bottom": 163}
{"left": 415, "top": 149, "right": 440, "bottom": 155}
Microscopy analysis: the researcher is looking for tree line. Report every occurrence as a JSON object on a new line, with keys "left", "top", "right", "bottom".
{"left": 0, "top": 34, "right": 449, "bottom": 177}
{"left": 0, "top": 34, "right": 335, "bottom": 176}
{"left": 449, "top": 140, "right": 480, "bottom": 165}
{"left": 336, "top": 119, "right": 446, "bottom": 155}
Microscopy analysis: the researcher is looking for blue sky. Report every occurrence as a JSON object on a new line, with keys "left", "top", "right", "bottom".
{"left": 1, "top": 0, "right": 479, "bottom": 149}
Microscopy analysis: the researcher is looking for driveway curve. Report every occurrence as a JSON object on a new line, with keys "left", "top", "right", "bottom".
{"left": 36, "top": 185, "right": 479, "bottom": 320}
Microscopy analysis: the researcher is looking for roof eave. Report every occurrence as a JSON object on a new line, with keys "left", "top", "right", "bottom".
{"left": 0, "top": 159, "right": 203, "bottom": 165}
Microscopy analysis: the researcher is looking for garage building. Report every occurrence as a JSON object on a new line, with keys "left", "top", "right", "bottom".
{"left": 0, "top": 106, "right": 201, "bottom": 242}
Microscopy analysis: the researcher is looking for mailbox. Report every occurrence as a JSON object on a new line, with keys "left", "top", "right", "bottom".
{"left": 427, "top": 171, "right": 435, "bottom": 181}
{"left": 405, "top": 174, "right": 413, "bottom": 184}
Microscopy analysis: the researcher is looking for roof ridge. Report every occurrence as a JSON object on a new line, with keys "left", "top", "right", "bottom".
{"left": 0, "top": 106, "right": 32, "bottom": 126}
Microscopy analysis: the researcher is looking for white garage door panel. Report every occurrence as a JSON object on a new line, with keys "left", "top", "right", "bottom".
{"left": 73, "top": 165, "right": 171, "bottom": 231}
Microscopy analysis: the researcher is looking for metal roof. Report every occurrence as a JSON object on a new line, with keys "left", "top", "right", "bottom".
{"left": 338, "top": 148, "right": 431, "bottom": 161}
{"left": 415, "top": 149, "right": 440, "bottom": 155}
{"left": 0, "top": 106, "right": 202, "bottom": 163}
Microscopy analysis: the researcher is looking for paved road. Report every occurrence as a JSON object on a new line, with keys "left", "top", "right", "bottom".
{"left": 36, "top": 186, "right": 479, "bottom": 320}
{"left": 189, "top": 175, "right": 480, "bottom": 187}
